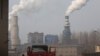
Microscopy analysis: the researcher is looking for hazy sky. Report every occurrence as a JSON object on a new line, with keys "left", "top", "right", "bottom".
{"left": 9, "top": 0, "right": 100, "bottom": 44}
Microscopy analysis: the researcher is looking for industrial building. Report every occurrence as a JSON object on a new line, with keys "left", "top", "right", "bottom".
{"left": 49, "top": 45, "right": 80, "bottom": 56}
{"left": 28, "top": 32, "right": 44, "bottom": 44}
{"left": 45, "top": 34, "right": 58, "bottom": 45}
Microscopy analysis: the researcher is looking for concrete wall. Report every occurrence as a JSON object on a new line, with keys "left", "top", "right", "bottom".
{"left": 56, "top": 46, "right": 78, "bottom": 56}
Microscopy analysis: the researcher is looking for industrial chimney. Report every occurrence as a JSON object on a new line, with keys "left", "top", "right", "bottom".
{"left": 62, "top": 16, "right": 71, "bottom": 44}
{"left": 10, "top": 15, "right": 20, "bottom": 49}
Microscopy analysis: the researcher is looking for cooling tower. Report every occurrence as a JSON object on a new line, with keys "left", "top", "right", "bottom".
{"left": 10, "top": 15, "right": 20, "bottom": 49}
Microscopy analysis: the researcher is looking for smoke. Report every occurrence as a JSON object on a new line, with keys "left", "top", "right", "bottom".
{"left": 9, "top": 0, "right": 44, "bottom": 31}
{"left": 65, "top": 0, "right": 89, "bottom": 16}
{"left": 10, "top": 0, "right": 44, "bottom": 15}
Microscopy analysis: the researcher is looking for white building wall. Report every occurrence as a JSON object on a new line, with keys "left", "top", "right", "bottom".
{"left": 56, "top": 47, "right": 78, "bottom": 56}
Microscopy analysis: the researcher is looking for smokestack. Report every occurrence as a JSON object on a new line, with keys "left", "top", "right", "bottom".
{"left": 65, "top": 16, "right": 69, "bottom": 19}
{"left": 10, "top": 15, "right": 20, "bottom": 49}
{"left": 62, "top": 16, "right": 71, "bottom": 44}
{"left": 65, "top": 16, "right": 70, "bottom": 27}
{"left": 65, "top": 0, "right": 89, "bottom": 16}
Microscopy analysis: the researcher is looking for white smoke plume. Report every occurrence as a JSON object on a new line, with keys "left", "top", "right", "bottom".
{"left": 9, "top": 0, "right": 44, "bottom": 15}
{"left": 9, "top": 0, "right": 44, "bottom": 31}
{"left": 65, "top": 0, "right": 89, "bottom": 16}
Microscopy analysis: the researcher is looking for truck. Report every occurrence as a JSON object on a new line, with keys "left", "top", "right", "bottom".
{"left": 27, "top": 45, "right": 56, "bottom": 56}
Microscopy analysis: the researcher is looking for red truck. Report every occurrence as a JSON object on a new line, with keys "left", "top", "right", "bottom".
{"left": 27, "top": 45, "right": 56, "bottom": 56}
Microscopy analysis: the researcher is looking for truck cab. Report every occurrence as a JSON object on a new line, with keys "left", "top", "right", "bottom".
{"left": 27, "top": 45, "right": 56, "bottom": 56}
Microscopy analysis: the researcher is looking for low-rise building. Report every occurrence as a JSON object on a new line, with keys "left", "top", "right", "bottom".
{"left": 45, "top": 34, "right": 58, "bottom": 45}
{"left": 28, "top": 32, "right": 44, "bottom": 44}
{"left": 49, "top": 45, "right": 80, "bottom": 56}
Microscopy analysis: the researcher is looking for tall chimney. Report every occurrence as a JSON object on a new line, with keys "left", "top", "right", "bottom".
{"left": 10, "top": 15, "right": 20, "bottom": 49}
{"left": 62, "top": 16, "right": 71, "bottom": 44}
{"left": 65, "top": 16, "right": 70, "bottom": 26}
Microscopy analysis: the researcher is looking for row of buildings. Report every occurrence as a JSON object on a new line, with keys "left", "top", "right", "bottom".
{"left": 26, "top": 16, "right": 100, "bottom": 56}
{"left": 8, "top": 15, "right": 100, "bottom": 56}
{"left": 28, "top": 32, "right": 59, "bottom": 45}
{"left": 27, "top": 32, "right": 78, "bottom": 45}
{"left": 26, "top": 16, "right": 81, "bottom": 56}
{"left": 27, "top": 16, "right": 78, "bottom": 45}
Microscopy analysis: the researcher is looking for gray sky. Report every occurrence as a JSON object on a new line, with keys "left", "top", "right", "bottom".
{"left": 9, "top": 0, "right": 100, "bottom": 44}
